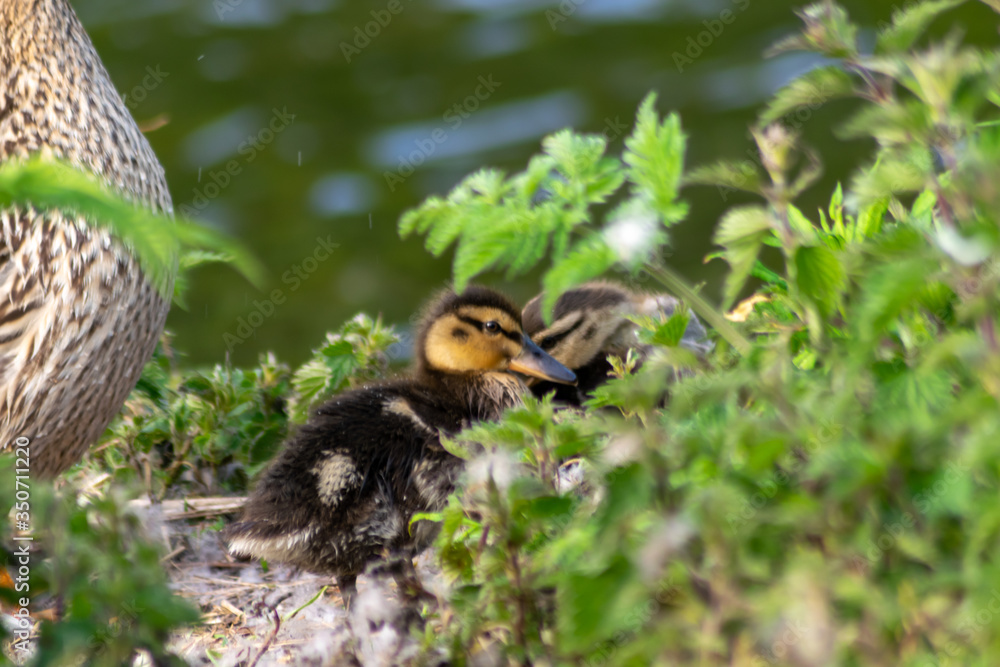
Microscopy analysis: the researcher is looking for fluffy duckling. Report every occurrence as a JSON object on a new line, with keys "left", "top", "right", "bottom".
{"left": 521, "top": 281, "right": 712, "bottom": 404}
{"left": 224, "top": 287, "right": 576, "bottom": 603}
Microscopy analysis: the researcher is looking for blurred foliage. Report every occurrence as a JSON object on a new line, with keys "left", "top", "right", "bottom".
{"left": 289, "top": 313, "right": 399, "bottom": 423}
{"left": 0, "top": 458, "right": 200, "bottom": 665}
{"left": 77, "top": 314, "right": 399, "bottom": 500}
{"left": 0, "top": 158, "right": 263, "bottom": 300}
{"left": 399, "top": 1, "right": 1000, "bottom": 664}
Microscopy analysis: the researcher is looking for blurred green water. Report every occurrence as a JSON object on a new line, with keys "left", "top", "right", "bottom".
{"left": 77, "top": 0, "right": 998, "bottom": 365}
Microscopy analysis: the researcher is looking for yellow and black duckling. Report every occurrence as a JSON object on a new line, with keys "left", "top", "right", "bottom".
{"left": 1, "top": 0, "right": 173, "bottom": 475}
{"left": 224, "top": 286, "right": 576, "bottom": 604}
{"left": 521, "top": 281, "right": 712, "bottom": 405}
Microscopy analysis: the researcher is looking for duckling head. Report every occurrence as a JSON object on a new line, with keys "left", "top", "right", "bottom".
{"left": 521, "top": 282, "right": 641, "bottom": 372}
{"left": 417, "top": 286, "right": 577, "bottom": 385}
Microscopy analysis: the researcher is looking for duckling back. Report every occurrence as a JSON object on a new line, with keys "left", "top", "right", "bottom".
{"left": 225, "top": 382, "right": 468, "bottom": 577}
{"left": 0, "top": 0, "right": 173, "bottom": 475}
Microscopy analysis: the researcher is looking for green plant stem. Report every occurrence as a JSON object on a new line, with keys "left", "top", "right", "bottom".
{"left": 646, "top": 263, "right": 752, "bottom": 356}
{"left": 283, "top": 585, "right": 329, "bottom": 622}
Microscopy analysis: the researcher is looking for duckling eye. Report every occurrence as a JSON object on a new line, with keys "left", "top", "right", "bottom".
{"left": 483, "top": 321, "right": 501, "bottom": 335}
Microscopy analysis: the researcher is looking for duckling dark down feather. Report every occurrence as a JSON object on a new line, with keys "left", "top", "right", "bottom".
{"left": 224, "top": 286, "right": 576, "bottom": 600}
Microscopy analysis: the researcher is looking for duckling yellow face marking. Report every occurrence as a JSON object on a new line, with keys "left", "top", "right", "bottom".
{"left": 424, "top": 306, "right": 524, "bottom": 373}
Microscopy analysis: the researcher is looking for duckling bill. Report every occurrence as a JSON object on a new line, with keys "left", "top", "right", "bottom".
{"left": 224, "top": 286, "right": 576, "bottom": 602}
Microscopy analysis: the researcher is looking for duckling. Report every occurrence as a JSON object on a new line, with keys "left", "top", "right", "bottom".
{"left": 521, "top": 281, "right": 712, "bottom": 404}
{"left": 224, "top": 286, "right": 576, "bottom": 604}
{"left": 0, "top": 0, "right": 174, "bottom": 476}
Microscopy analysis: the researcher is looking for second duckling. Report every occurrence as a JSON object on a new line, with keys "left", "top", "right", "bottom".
{"left": 521, "top": 281, "right": 712, "bottom": 404}
{"left": 224, "top": 286, "right": 576, "bottom": 604}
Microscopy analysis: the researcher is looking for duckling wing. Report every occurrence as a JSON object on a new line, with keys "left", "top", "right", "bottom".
{"left": 225, "top": 385, "right": 462, "bottom": 575}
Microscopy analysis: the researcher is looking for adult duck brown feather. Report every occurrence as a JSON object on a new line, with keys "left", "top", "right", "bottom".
{"left": 0, "top": 0, "right": 173, "bottom": 475}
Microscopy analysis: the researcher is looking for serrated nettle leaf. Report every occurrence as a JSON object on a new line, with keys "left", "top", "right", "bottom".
{"left": 793, "top": 346, "right": 818, "bottom": 370}
{"left": 423, "top": 206, "right": 469, "bottom": 257}
{"left": 791, "top": 1, "right": 859, "bottom": 58}
{"left": 794, "top": 244, "right": 845, "bottom": 314}
{"left": 875, "top": 0, "right": 966, "bottom": 55}
{"left": 398, "top": 196, "right": 444, "bottom": 237}
{"left": 586, "top": 159, "right": 628, "bottom": 204}
{"left": 856, "top": 257, "right": 934, "bottom": 340}
{"left": 849, "top": 154, "right": 930, "bottom": 205}
{"left": 751, "top": 260, "right": 789, "bottom": 289}
{"left": 787, "top": 204, "right": 821, "bottom": 244}
{"left": 543, "top": 129, "right": 609, "bottom": 180}
{"left": 465, "top": 168, "right": 509, "bottom": 202}
{"left": 641, "top": 309, "right": 691, "bottom": 348}
{"left": 713, "top": 205, "right": 774, "bottom": 246}
{"left": 829, "top": 182, "right": 845, "bottom": 231}
{"left": 901, "top": 39, "right": 983, "bottom": 113}
{"left": 541, "top": 235, "right": 618, "bottom": 319}
{"left": 722, "top": 240, "right": 765, "bottom": 308}
{"left": 7, "top": 160, "right": 263, "bottom": 294}
{"left": 765, "top": 33, "right": 814, "bottom": 58}
{"left": 759, "top": 65, "right": 855, "bottom": 125}
{"left": 514, "top": 154, "right": 559, "bottom": 198}
{"left": 624, "top": 94, "right": 686, "bottom": 218}
{"left": 452, "top": 214, "right": 538, "bottom": 290}
{"left": 506, "top": 219, "right": 551, "bottom": 276}
{"left": 686, "top": 160, "right": 763, "bottom": 195}
{"left": 836, "top": 99, "right": 932, "bottom": 144}
{"left": 912, "top": 186, "right": 938, "bottom": 217}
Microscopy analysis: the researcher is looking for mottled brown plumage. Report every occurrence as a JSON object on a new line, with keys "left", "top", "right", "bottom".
{"left": 225, "top": 287, "right": 576, "bottom": 604}
{"left": 522, "top": 281, "right": 712, "bottom": 404}
{"left": 0, "top": 0, "right": 172, "bottom": 475}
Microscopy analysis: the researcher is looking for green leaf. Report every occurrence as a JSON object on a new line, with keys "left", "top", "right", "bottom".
{"left": 452, "top": 222, "right": 513, "bottom": 292}
{"left": 837, "top": 100, "right": 932, "bottom": 144}
{"left": 540, "top": 235, "right": 618, "bottom": 319}
{"left": 409, "top": 512, "right": 444, "bottom": 535}
{"left": 633, "top": 309, "right": 691, "bottom": 348}
{"left": 713, "top": 205, "right": 773, "bottom": 306}
{"left": 759, "top": 66, "right": 855, "bottom": 125}
{"left": 788, "top": 2, "right": 859, "bottom": 59}
{"left": 0, "top": 157, "right": 263, "bottom": 297}
{"left": 524, "top": 496, "right": 574, "bottom": 520}
{"left": 623, "top": 93, "right": 687, "bottom": 226}
{"left": 543, "top": 130, "right": 609, "bottom": 181}
{"left": 321, "top": 340, "right": 359, "bottom": 388}
{"left": 850, "top": 153, "right": 931, "bottom": 205}
{"left": 750, "top": 260, "right": 789, "bottom": 289}
{"left": 685, "top": 160, "right": 762, "bottom": 196}
{"left": 557, "top": 556, "right": 638, "bottom": 652}
{"left": 856, "top": 256, "right": 933, "bottom": 341}
{"left": 875, "top": 0, "right": 966, "bottom": 54}
{"left": 794, "top": 245, "right": 845, "bottom": 314}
